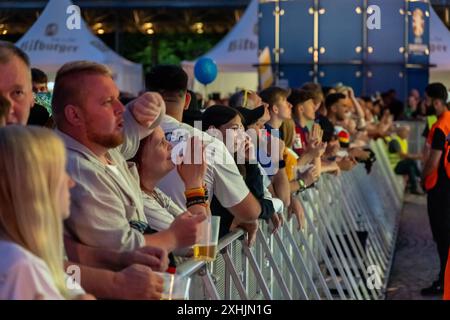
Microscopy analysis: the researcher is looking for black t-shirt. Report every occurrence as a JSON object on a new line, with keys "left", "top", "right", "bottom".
{"left": 316, "top": 114, "right": 335, "bottom": 143}
{"left": 27, "top": 104, "right": 50, "bottom": 126}
{"left": 211, "top": 163, "right": 274, "bottom": 238}
{"left": 422, "top": 126, "right": 429, "bottom": 139}
{"left": 431, "top": 128, "right": 449, "bottom": 189}
{"left": 422, "top": 109, "right": 438, "bottom": 138}
{"left": 431, "top": 128, "right": 446, "bottom": 150}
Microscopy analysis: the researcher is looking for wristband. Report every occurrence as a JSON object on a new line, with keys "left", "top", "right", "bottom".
{"left": 186, "top": 198, "right": 208, "bottom": 208}
{"left": 185, "top": 186, "right": 206, "bottom": 199}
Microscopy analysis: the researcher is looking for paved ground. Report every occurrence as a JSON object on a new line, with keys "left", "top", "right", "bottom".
{"left": 386, "top": 193, "right": 442, "bottom": 300}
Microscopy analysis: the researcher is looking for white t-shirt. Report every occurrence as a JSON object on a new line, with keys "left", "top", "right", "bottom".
{"left": 258, "top": 163, "right": 284, "bottom": 214}
{"left": 142, "top": 188, "right": 184, "bottom": 231}
{"left": 0, "top": 241, "right": 64, "bottom": 300}
{"left": 157, "top": 115, "right": 250, "bottom": 211}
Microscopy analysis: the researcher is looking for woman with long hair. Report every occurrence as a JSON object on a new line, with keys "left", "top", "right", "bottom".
{"left": 0, "top": 125, "right": 81, "bottom": 299}
{"left": 201, "top": 105, "right": 278, "bottom": 237}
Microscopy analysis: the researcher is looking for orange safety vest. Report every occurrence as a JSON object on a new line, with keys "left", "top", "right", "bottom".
{"left": 425, "top": 110, "right": 450, "bottom": 191}
{"left": 445, "top": 248, "right": 450, "bottom": 300}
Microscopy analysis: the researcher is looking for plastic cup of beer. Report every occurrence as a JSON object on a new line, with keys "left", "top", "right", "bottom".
{"left": 155, "top": 272, "right": 191, "bottom": 300}
{"left": 193, "top": 215, "right": 220, "bottom": 262}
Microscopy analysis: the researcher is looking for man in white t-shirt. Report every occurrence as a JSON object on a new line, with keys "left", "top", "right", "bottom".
{"left": 53, "top": 61, "right": 166, "bottom": 251}
{"left": 146, "top": 65, "right": 260, "bottom": 244}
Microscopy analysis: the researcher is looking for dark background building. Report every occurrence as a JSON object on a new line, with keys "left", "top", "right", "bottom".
{"left": 0, "top": 0, "right": 448, "bottom": 69}
{"left": 0, "top": 0, "right": 252, "bottom": 69}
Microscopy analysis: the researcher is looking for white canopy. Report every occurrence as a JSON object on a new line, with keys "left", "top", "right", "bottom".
{"left": 182, "top": 0, "right": 259, "bottom": 96}
{"left": 16, "top": 0, "right": 144, "bottom": 96}
{"left": 430, "top": 7, "right": 450, "bottom": 88}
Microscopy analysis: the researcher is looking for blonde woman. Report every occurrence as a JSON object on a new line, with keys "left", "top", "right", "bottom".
{"left": 0, "top": 126, "right": 89, "bottom": 299}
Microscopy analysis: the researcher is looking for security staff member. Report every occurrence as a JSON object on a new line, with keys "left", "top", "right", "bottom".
{"left": 421, "top": 84, "right": 441, "bottom": 162}
{"left": 421, "top": 83, "right": 450, "bottom": 296}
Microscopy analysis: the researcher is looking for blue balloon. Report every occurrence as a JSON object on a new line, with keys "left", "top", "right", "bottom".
{"left": 194, "top": 57, "right": 218, "bottom": 85}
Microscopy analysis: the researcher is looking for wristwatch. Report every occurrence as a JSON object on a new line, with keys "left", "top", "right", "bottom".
{"left": 297, "top": 179, "right": 306, "bottom": 192}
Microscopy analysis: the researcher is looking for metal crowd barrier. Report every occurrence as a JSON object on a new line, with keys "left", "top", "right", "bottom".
{"left": 396, "top": 120, "right": 426, "bottom": 155}
{"left": 177, "top": 136, "right": 408, "bottom": 300}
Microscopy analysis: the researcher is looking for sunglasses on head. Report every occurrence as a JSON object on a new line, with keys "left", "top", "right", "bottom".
{"left": 242, "top": 89, "right": 255, "bottom": 108}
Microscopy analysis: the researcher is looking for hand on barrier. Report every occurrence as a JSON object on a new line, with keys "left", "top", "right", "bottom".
{"left": 113, "top": 264, "right": 164, "bottom": 300}
{"left": 230, "top": 218, "right": 259, "bottom": 247}
{"left": 119, "top": 246, "right": 169, "bottom": 272}
{"left": 287, "top": 196, "right": 305, "bottom": 231}
{"left": 349, "top": 148, "right": 370, "bottom": 161}
{"left": 269, "top": 213, "right": 281, "bottom": 234}
{"left": 300, "top": 165, "right": 319, "bottom": 187}
{"left": 337, "top": 156, "right": 357, "bottom": 171}
{"left": 278, "top": 211, "right": 284, "bottom": 227}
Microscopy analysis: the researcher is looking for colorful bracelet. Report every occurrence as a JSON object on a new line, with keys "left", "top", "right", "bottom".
{"left": 186, "top": 198, "right": 208, "bottom": 208}
{"left": 185, "top": 186, "right": 206, "bottom": 199}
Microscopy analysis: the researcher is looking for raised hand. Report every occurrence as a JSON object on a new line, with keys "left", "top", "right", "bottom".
{"left": 129, "top": 92, "right": 165, "bottom": 128}
{"left": 177, "top": 136, "right": 207, "bottom": 190}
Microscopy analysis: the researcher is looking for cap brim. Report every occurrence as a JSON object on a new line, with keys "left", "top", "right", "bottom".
{"left": 236, "top": 106, "right": 265, "bottom": 126}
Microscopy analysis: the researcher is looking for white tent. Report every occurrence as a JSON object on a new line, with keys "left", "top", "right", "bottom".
{"left": 16, "top": 0, "right": 144, "bottom": 96}
{"left": 430, "top": 7, "right": 450, "bottom": 88}
{"left": 182, "top": 0, "right": 259, "bottom": 98}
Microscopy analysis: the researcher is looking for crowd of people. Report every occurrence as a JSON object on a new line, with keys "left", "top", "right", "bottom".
{"left": 0, "top": 40, "right": 449, "bottom": 300}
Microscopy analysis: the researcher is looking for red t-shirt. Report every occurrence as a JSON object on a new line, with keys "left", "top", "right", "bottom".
{"left": 293, "top": 123, "right": 309, "bottom": 156}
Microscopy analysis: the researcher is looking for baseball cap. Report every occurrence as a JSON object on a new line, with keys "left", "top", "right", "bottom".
{"left": 234, "top": 105, "right": 265, "bottom": 126}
